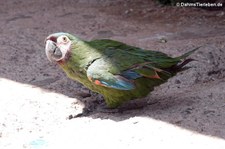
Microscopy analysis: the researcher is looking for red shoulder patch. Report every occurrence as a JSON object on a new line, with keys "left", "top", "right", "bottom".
{"left": 94, "top": 80, "right": 106, "bottom": 87}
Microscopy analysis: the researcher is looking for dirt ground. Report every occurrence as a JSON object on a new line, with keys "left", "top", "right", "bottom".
{"left": 0, "top": 0, "right": 225, "bottom": 148}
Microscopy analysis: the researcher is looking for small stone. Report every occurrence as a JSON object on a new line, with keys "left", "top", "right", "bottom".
{"left": 133, "top": 121, "right": 138, "bottom": 124}
{"left": 203, "top": 110, "right": 215, "bottom": 115}
{"left": 159, "top": 38, "right": 167, "bottom": 43}
{"left": 175, "top": 79, "right": 181, "bottom": 84}
{"left": 68, "top": 115, "right": 74, "bottom": 120}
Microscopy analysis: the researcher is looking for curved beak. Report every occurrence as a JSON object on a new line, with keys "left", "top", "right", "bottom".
{"left": 45, "top": 39, "right": 62, "bottom": 62}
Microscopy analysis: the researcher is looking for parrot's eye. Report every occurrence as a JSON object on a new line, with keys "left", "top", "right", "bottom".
{"left": 62, "top": 36, "right": 67, "bottom": 42}
{"left": 58, "top": 36, "right": 69, "bottom": 44}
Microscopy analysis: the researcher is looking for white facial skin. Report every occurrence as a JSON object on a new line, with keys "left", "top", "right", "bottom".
{"left": 56, "top": 35, "right": 71, "bottom": 60}
{"left": 45, "top": 35, "right": 72, "bottom": 62}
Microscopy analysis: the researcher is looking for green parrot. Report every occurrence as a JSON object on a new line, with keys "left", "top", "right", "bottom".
{"left": 45, "top": 32, "right": 198, "bottom": 108}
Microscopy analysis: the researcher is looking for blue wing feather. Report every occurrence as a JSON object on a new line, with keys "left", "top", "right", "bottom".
{"left": 121, "top": 70, "right": 142, "bottom": 80}
{"left": 96, "top": 77, "right": 135, "bottom": 90}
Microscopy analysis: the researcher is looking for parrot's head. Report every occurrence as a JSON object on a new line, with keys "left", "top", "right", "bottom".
{"left": 45, "top": 32, "right": 77, "bottom": 63}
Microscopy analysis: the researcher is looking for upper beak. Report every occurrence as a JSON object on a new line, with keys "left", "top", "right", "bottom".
{"left": 45, "top": 35, "right": 57, "bottom": 43}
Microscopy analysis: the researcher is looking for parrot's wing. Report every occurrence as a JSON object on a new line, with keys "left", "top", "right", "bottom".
{"left": 86, "top": 59, "right": 135, "bottom": 90}
{"left": 86, "top": 59, "right": 173, "bottom": 90}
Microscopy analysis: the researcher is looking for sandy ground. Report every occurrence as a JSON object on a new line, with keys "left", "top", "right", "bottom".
{"left": 0, "top": 0, "right": 225, "bottom": 148}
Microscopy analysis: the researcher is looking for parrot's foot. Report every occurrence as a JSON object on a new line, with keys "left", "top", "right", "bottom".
{"left": 96, "top": 99, "right": 157, "bottom": 113}
{"left": 96, "top": 103, "right": 120, "bottom": 113}
{"left": 67, "top": 99, "right": 159, "bottom": 119}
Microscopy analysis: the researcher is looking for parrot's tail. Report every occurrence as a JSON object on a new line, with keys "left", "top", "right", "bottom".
{"left": 172, "top": 58, "right": 195, "bottom": 72}
{"left": 167, "top": 47, "right": 200, "bottom": 73}
{"left": 176, "top": 46, "right": 201, "bottom": 60}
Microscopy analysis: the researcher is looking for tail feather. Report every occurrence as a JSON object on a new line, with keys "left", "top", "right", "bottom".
{"left": 177, "top": 46, "right": 201, "bottom": 60}
{"left": 174, "top": 58, "right": 195, "bottom": 71}
{"left": 165, "top": 59, "right": 195, "bottom": 73}
{"left": 166, "top": 47, "right": 200, "bottom": 73}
